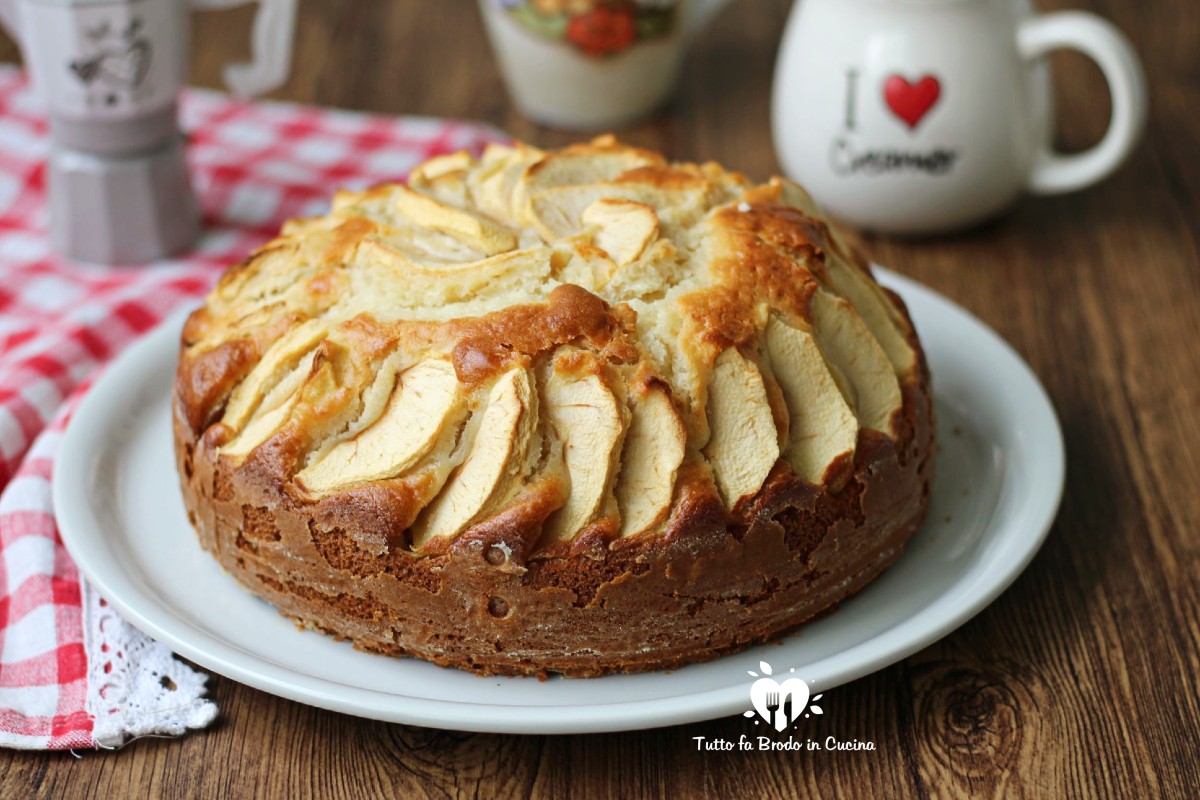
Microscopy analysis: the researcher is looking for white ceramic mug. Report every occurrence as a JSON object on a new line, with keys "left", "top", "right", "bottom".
{"left": 479, "top": 0, "right": 732, "bottom": 130}
{"left": 771, "top": 0, "right": 1147, "bottom": 234}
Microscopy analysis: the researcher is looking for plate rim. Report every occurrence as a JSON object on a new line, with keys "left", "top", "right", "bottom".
{"left": 52, "top": 268, "right": 1066, "bottom": 734}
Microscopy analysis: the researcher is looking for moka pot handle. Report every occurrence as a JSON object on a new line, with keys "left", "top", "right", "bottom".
{"left": 192, "top": 0, "right": 297, "bottom": 98}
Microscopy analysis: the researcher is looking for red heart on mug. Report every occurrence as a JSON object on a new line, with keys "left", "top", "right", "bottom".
{"left": 884, "top": 75, "right": 942, "bottom": 130}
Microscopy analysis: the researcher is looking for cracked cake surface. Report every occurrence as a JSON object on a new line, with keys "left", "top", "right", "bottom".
{"left": 174, "top": 136, "right": 934, "bottom": 677}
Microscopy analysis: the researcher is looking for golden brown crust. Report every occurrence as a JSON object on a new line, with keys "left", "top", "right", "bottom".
{"left": 174, "top": 137, "right": 935, "bottom": 677}
{"left": 449, "top": 284, "right": 640, "bottom": 388}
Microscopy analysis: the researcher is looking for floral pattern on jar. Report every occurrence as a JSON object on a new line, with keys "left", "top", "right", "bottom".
{"left": 494, "top": 0, "right": 679, "bottom": 58}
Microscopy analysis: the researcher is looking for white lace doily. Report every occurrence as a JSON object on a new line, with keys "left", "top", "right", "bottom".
{"left": 81, "top": 577, "right": 218, "bottom": 749}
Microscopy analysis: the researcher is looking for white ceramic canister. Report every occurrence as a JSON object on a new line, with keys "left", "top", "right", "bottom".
{"left": 479, "top": 0, "right": 733, "bottom": 130}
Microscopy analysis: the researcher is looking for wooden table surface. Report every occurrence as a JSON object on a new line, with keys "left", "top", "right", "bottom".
{"left": 2, "top": 1, "right": 1197, "bottom": 797}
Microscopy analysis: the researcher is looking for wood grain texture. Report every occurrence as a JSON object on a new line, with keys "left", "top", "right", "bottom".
{"left": 0, "top": 1, "right": 1197, "bottom": 797}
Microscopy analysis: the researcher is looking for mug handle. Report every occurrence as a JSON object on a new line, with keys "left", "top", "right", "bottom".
{"left": 192, "top": 0, "right": 298, "bottom": 98}
{"left": 1018, "top": 12, "right": 1147, "bottom": 195}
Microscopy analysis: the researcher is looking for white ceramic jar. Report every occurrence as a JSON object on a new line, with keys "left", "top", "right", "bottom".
{"left": 479, "top": 0, "right": 732, "bottom": 130}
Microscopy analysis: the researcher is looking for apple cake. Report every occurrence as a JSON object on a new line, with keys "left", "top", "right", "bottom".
{"left": 174, "top": 136, "right": 934, "bottom": 678}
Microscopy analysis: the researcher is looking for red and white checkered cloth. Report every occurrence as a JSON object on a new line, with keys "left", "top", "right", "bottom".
{"left": 0, "top": 63, "right": 505, "bottom": 749}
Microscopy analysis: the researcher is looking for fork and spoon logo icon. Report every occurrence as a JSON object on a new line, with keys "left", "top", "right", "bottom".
{"left": 744, "top": 661, "right": 823, "bottom": 732}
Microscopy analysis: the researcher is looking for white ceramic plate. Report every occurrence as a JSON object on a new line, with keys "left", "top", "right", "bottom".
{"left": 54, "top": 269, "right": 1064, "bottom": 734}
